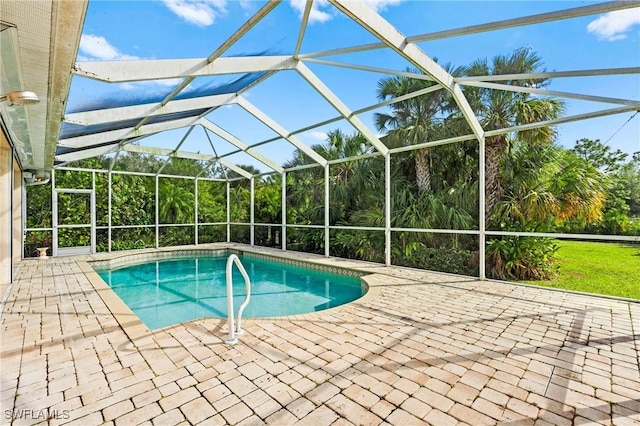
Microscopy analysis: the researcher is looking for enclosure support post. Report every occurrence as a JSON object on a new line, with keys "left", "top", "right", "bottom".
{"left": 384, "top": 153, "right": 391, "bottom": 266}
{"left": 250, "top": 176, "right": 255, "bottom": 246}
{"left": 108, "top": 172, "right": 112, "bottom": 252}
{"left": 21, "top": 176, "right": 26, "bottom": 260}
{"left": 51, "top": 170, "right": 57, "bottom": 257}
{"left": 155, "top": 175, "right": 159, "bottom": 249}
{"left": 479, "top": 138, "right": 486, "bottom": 280}
{"left": 226, "top": 181, "right": 231, "bottom": 243}
{"left": 91, "top": 172, "right": 96, "bottom": 254}
{"left": 324, "top": 164, "right": 330, "bottom": 258}
{"left": 282, "top": 172, "right": 286, "bottom": 251}
{"left": 195, "top": 178, "right": 199, "bottom": 246}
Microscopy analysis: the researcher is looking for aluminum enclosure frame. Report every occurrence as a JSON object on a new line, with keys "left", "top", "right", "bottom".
{"left": 32, "top": 0, "right": 640, "bottom": 279}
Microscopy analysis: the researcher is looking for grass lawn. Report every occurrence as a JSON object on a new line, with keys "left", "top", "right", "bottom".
{"left": 522, "top": 240, "right": 640, "bottom": 300}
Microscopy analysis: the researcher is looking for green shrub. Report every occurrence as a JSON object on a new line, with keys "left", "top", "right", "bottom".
{"left": 24, "top": 231, "right": 52, "bottom": 257}
{"left": 393, "top": 245, "right": 476, "bottom": 276}
{"left": 487, "top": 236, "right": 558, "bottom": 281}
{"left": 198, "top": 225, "right": 226, "bottom": 244}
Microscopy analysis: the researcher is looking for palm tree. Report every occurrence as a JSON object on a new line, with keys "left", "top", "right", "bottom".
{"left": 325, "top": 130, "right": 376, "bottom": 214}
{"left": 375, "top": 65, "right": 462, "bottom": 193}
{"left": 283, "top": 136, "right": 327, "bottom": 227}
{"left": 159, "top": 182, "right": 195, "bottom": 224}
{"left": 462, "top": 47, "right": 565, "bottom": 224}
{"left": 284, "top": 129, "right": 375, "bottom": 224}
{"left": 283, "top": 130, "right": 385, "bottom": 257}
{"left": 496, "top": 143, "right": 605, "bottom": 227}
{"left": 488, "top": 143, "right": 606, "bottom": 280}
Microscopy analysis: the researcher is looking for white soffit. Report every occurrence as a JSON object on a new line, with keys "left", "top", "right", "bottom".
{"left": 1, "top": 0, "right": 86, "bottom": 171}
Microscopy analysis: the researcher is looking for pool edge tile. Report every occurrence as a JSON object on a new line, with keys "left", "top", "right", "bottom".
{"left": 80, "top": 260, "right": 154, "bottom": 342}
{"left": 80, "top": 244, "right": 376, "bottom": 337}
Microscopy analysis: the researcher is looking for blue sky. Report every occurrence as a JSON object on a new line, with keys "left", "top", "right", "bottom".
{"left": 69, "top": 1, "right": 640, "bottom": 172}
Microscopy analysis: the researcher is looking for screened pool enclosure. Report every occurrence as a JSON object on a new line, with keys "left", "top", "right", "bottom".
{"left": 18, "top": 0, "right": 640, "bottom": 281}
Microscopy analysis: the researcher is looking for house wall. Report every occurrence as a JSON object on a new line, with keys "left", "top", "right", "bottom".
{"left": 0, "top": 130, "right": 12, "bottom": 287}
{"left": 13, "top": 154, "right": 22, "bottom": 277}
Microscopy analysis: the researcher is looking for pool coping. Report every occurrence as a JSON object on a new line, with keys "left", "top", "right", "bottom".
{"left": 80, "top": 243, "right": 388, "bottom": 342}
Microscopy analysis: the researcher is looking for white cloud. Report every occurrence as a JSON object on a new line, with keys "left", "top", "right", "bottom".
{"left": 363, "top": 0, "right": 403, "bottom": 12}
{"left": 290, "top": 0, "right": 402, "bottom": 24}
{"left": 79, "top": 35, "right": 187, "bottom": 92}
{"left": 79, "top": 34, "right": 139, "bottom": 60}
{"left": 587, "top": 8, "right": 640, "bottom": 41}
{"left": 238, "top": 0, "right": 254, "bottom": 11}
{"left": 308, "top": 131, "right": 327, "bottom": 141}
{"left": 290, "top": 0, "right": 332, "bottom": 24}
{"left": 120, "top": 82, "right": 137, "bottom": 91}
{"left": 162, "top": 0, "right": 227, "bottom": 27}
{"left": 154, "top": 78, "right": 185, "bottom": 87}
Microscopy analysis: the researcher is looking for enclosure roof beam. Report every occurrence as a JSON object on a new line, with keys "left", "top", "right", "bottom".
{"left": 235, "top": 96, "right": 328, "bottom": 166}
{"left": 73, "top": 56, "right": 297, "bottom": 83}
{"left": 301, "top": 1, "right": 639, "bottom": 59}
{"left": 485, "top": 105, "right": 639, "bottom": 137}
{"left": 217, "top": 158, "right": 253, "bottom": 178}
{"left": 293, "top": 1, "right": 312, "bottom": 58}
{"left": 406, "top": 1, "right": 640, "bottom": 43}
{"left": 55, "top": 144, "right": 119, "bottom": 163}
{"left": 198, "top": 119, "right": 284, "bottom": 173}
{"left": 124, "top": 143, "right": 214, "bottom": 161}
{"left": 378, "top": 107, "right": 640, "bottom": 154}
{"left": 456, "top": 67, "right": 640, "bottom": 82}
{"left": 253, "top": 101, "right": 636, "bottom": 163}
{"left": 389, "top": 134, "right": 478, "bottom": 153}
{"left": 156, "top": 126, "right": 195, "bottom": 175}
{"left": 302, "top": 58, "right": 435, "bottom": 81}
{"left": 296, "top": 61, "right": 389, "bottom": 155}
{"left": 64, "top": 94, "right": 236, "bottom": 125}
{"left": 123, "top": 143, "right": 253, "bottom": 178}
{"left": 329, "top": 0, "right": 485, "bottom": 143}
{"left": 107, "top": 1, "right": 281, "bottom": 155}
{"left": 460, "top": 81, "right": 640, "bottom": 107}
{"left": 199, "top": 126, "right": 225, "bottom": 179}
{"left": 58, "top": 116, "right": 199, "bottom": 148}
{"left": 227, "top": 83, "right": 445, "bottom": 157}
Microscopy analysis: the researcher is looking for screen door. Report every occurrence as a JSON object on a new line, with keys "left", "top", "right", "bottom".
{"left": 53, "top": 189, "right": 95, "bottom": 256}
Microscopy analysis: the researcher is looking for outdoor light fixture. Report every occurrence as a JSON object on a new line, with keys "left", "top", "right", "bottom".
{"left": 24, "top": 169, "right": 50, "bottom": 186}
{"left": 0, "top": 91, "right": 39, "bottom": 106}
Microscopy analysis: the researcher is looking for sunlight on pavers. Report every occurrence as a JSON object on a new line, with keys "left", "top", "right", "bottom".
{"left": 1, "top": 244, "right": 639, "bottom": 425}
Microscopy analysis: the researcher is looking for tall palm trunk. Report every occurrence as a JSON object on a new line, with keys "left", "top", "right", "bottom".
{"left": 485, "top": 135, "right": 507, "bottom": 224}
{"left": 414, "top": 148, "right": 431, "bottom": 193}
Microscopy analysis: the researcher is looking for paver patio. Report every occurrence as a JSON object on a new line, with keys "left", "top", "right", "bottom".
{"left": 1, "top": 243, "right": 639, "bottom": 425}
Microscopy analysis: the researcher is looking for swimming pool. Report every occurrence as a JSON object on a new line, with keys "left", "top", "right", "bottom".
{"left": 94, "top": 252, "right": 366, "bottom": 329}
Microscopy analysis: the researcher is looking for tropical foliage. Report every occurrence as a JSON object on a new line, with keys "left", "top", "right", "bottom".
{"left": 564, "top": 138, "right": 640, "bottom": 235}
{"left": 24, "top": 48, "right": 638, "bottom": 283}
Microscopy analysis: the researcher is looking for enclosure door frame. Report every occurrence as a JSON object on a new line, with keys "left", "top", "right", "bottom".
{"left": 53, "top": 188, "right": 95, "bottom": 256}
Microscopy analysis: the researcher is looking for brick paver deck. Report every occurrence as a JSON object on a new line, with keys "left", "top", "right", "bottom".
{"left": 1, "top": 244, "right": 639, "bottom": 425}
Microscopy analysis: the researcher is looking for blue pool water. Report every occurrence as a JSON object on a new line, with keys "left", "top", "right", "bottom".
{"left": 95, "top": 254, "right": 365, "bottom": 329}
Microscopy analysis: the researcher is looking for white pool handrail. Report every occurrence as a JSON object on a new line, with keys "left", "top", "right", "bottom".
{"left": 225, "top": 254, "right": 251, "bottom": 345}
